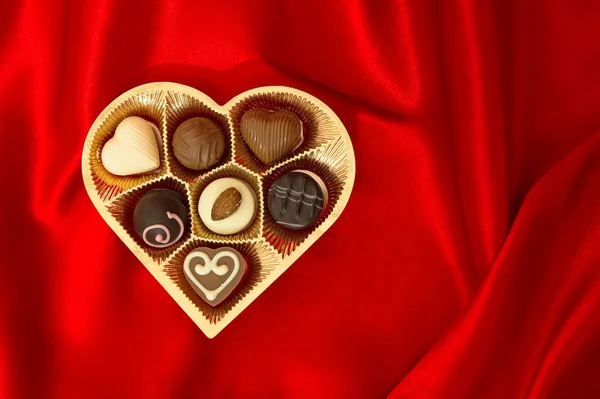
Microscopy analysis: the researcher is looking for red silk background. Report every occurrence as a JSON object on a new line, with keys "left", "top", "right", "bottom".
{"left": 1, "top": 0, "right": 600, "bottom": 397}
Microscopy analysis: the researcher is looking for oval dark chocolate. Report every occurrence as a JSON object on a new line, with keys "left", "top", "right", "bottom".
{"left": 267, "top": 171, "right": 326, "bottom": 230}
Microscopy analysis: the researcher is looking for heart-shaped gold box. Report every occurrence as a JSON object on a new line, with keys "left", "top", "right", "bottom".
{"left": 82, "top": 82, "right": 355, "bottom": 338}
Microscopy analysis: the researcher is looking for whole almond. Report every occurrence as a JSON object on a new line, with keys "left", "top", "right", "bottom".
{"left": 211, "top": 187, "right": 242, "bottom": 221}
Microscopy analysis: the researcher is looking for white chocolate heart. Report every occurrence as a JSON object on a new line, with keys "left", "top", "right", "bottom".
{"left": 101, "top": 116, "right": 161, "bottom": 176}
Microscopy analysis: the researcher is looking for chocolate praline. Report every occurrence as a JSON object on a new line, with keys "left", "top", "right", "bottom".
{"left": 240, "top": 109, "right": 303, "bottom": 165}
{"left": 198, "top": 178, "right": 257, "bottom": 235}
{"left": 267, "top": 171, "right": 327, "bottom": 230}
{"left": 133, "top": 189, "right": 188, "bottom": 248}
{"left": 183, "top": 247, "right": 248, "bottom": 306}
{"left": 172, "top": 117, "right": 225, "bottom": 171}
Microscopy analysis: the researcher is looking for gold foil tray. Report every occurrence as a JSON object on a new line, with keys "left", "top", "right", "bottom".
{"left": 82, "top": 82, "right": 356, "bottom": 338}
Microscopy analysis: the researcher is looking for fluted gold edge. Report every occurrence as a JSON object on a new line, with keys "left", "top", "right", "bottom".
{"left": 81, "top": 82, "right": 356, "bottom": 338}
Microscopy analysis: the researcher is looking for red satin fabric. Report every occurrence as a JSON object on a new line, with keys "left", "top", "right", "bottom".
{"left": 1, "top": 1, "right": 599, "bottom": 398}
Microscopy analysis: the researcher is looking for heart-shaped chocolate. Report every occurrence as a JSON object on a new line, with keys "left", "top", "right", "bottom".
{"left": 183, "top": 247, "right": 247, "bottom": 306}
{"left": 82, "top": 83, "right": 355, "bottom": 338}
{"left": 240, "top": 109, "right": 303, "bottom": 165}
{"left": 101, "top": 116, "right": 161, "bottom": 176}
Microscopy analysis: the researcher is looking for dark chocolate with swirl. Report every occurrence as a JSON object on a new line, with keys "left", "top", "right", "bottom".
{"left": 133, "top": 189, "right": 188, "bottom": 248}
{"left": 267, "top": 171, "right": 327, "bottom": 230}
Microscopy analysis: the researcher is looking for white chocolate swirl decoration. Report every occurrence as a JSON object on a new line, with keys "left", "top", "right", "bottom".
{"left": 184, "top": 250, "right": 240, "bottom": 301}
{"left": 182, "top": 247, "right": 248, "bottom": 306}
{"left": 142, "top": 212, "right": 184, "bottom": 248}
